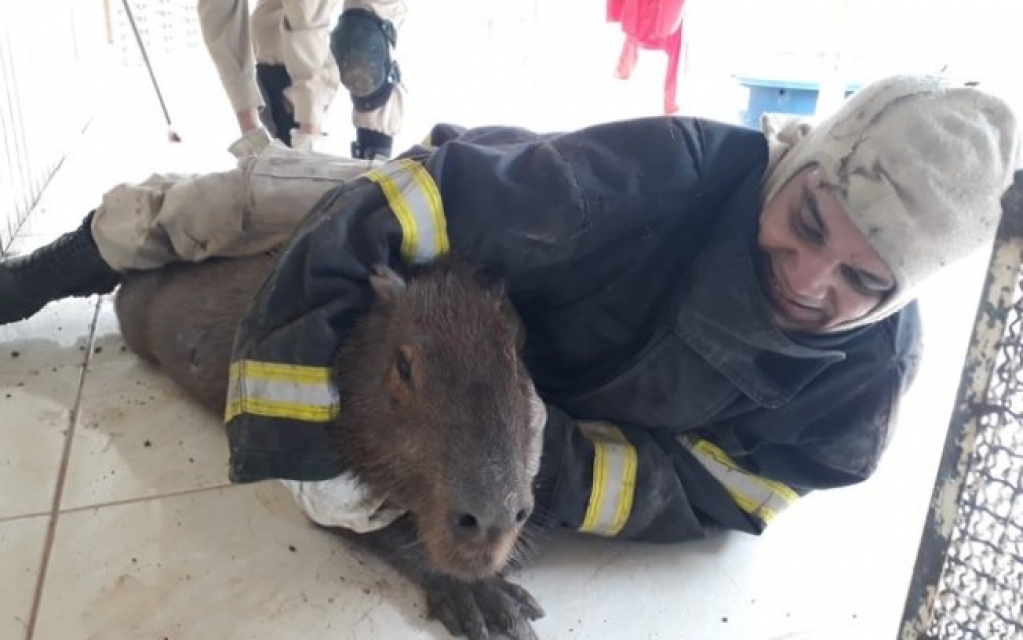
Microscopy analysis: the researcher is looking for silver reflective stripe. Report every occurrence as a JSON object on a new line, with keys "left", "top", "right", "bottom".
{"left": 578, "top": 420, "right": 638, "bottom": 537}
{"left": 365, "top": 158, "right": 449, "bottom": 264}
{"left": 225, "top": 360, "right": 339, "bottom": 422}
{"left": 680, "top": 436, "right": 799, "bottom": 526}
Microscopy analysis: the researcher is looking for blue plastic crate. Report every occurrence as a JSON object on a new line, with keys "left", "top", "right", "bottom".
{"left": 734, "top": 75, "right": 859, "bottom": 129}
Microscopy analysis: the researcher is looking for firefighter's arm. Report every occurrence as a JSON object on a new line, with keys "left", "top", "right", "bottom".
{"left": 532, "top": 372, "right": 903, "bottom": 542}
{"left": 223, "top": 163, "right": 450, "bottom": 482}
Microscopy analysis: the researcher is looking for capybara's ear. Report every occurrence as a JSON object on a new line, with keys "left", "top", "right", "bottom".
{"left": 369, "top": 264, "right": 406, "bottom": 304}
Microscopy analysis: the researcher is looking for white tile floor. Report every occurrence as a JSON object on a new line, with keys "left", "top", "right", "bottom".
{"left": 0, "top": 3, "right": 1000, "bottom": 638}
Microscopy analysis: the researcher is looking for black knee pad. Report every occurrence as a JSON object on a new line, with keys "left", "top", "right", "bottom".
{"left": 331, "top": 8, "right": 401, "bottom": 112}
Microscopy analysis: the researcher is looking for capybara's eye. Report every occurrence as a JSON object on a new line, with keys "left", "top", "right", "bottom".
{"left": 396, "top": 347, "right": 414, "bottom": 384}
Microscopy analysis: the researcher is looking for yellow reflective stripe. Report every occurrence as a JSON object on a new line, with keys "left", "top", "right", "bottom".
{"left": 231, "top": 360, "right": 332, "bottom": 384}
{"left": 225, "top": 360, "right": 339, "bottom": 423}
{"left": 682, "top": 437, "right": 799, "bottom": 525}
{"left": 365, "top": 158, "right": 449, "bottom": 263}
{"left": 225, "top": 397, "right": 336, "bottom": 422}
{"left": 578, "top": 421, "right": 638, "bottom": 536}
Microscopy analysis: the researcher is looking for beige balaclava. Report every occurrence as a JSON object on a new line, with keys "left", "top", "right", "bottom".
{"left": 761, "top": 75, "right": 1021, "bottom": 330}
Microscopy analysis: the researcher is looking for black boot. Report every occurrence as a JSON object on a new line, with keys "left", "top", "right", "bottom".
{"left": 0, "top": 211, "right": 120, "bottom": 324}
{"left": 351, "top": 127, "right": 393, "bottom": 161}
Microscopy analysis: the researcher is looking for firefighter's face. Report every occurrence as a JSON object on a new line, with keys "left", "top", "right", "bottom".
{"left": 758, "top": 166, "right": 895, "bottom": 333}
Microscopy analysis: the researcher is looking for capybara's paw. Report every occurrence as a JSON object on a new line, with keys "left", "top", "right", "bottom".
{"left": 425, "top": 575, "right": 544, "bottom": 640}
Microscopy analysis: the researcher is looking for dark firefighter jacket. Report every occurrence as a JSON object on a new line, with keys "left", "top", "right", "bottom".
{"left": 225, "top": 116, "right": 922, "bottom": 542}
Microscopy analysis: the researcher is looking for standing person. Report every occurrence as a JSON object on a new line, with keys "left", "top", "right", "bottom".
{"left": 197, "top": 0, "right": 405, "bottom": 158}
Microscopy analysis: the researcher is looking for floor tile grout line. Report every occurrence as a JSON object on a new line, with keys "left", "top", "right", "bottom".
{"left": 0, "top": 481, "right": 238, "bottom": 526}
{"left": 57, "top": 482, "right": 239, "bottom": 516}
{"left": 24, "top": 296, "right": 102, "bottom": 640}
{"left": 0, "top": 511, "right": 53, "bottom": 525}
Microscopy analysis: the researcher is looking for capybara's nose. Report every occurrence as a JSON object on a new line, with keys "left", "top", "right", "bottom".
{"left": 450, "top": 496, "right": 533, "bottom": 538}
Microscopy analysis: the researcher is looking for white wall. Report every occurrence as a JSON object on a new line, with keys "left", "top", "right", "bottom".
{"left": 0, "top": 0, "right": 108, "bottom": 252}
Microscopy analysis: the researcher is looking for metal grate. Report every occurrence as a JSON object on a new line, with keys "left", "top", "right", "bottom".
{"left": 927, "top": 286, "right": 1023, "bottom": 637}
{"left": 109, "top": 0, "right": 203, "bottom": 68}
{"left": 901, "top": 180, "right": 1023, "bottom": 640}
{"left": 0, "top": 1, "right": 104, "bottom": 252}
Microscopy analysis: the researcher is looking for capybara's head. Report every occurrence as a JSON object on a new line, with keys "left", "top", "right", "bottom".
{"left": 331, "top": 258, "right": 544, "bottom": 581}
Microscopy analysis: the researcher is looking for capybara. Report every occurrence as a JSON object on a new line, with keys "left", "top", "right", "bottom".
{"left": 114, "top": 253, "right": 546, "bottom": 639}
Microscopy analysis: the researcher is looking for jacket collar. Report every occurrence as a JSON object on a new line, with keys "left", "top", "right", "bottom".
{"left": 672, "top": 169, "right": 857, "bottom": 407}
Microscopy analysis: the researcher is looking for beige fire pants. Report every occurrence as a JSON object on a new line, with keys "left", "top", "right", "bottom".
{"left": 197, "top": 0, "right": 406, "bottom": 136}
{"left": 90, "top": 130, "right": 376, "bottom": 271}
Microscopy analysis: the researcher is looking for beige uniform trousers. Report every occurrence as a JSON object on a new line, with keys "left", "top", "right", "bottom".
{"left": 91, "top": 131, "right": 376, "bottom": 271}
{"left": 197, "top": 0, "right": 406, "bottom": 135}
